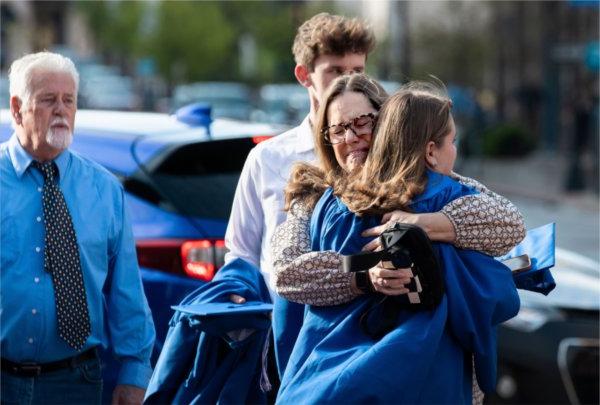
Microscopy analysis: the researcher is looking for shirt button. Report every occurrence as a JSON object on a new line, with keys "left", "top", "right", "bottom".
{"left": 35, "top": 247, "right": 41, "bottom": 253}
{"left": 28, "top": 338, "right": 34, "bottom": 344}
{"left": 32, "top": 309, "right": 37, "bottom": 315}
{"left": 36, "top": 216, "right": 42, "bottom": 222}
{"left": 37, "top": 187, "right": 42, "bottom": 192}
{"left": 34, "top": 277, "right": 40, "bottom": 283}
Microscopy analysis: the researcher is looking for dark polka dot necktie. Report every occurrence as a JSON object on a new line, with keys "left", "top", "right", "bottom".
{"left": 34, "top": 161, "right": 91, "bottom": 351}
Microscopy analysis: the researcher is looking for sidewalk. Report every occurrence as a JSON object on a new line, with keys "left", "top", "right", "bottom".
{"left": 457, "top": 151, "right": 599, "bottom": 262}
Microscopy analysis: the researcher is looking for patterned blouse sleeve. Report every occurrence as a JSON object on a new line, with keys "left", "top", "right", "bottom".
{"left": 270, "top": 200, "right": 358, "bottom": 306}
{"left": 442, "top": 172, "right": 526, "bottom": 257}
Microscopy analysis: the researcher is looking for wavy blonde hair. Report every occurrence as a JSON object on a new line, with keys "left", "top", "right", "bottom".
{"left": 284, "top": 73, "right": 388, "bottom": 210}
{"left": 339, "top": 80, "right": 453, "bottom": 216}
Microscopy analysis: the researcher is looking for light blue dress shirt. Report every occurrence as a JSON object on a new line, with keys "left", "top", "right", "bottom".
{"left": 1, "top": 134, "right": 156, "bottom": 389}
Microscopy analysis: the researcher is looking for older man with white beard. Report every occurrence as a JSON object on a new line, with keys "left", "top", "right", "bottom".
{"left": 0, "top": 52, "right": 155, "bottom": 405}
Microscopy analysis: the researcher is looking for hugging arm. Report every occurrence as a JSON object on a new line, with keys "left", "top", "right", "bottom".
{"left": 363, "top": 173, "right": 525, "bottom": 257}
{"left": 272, "top": 175, "right": 525, "bottom": 306}
{"left": 443, "top": 172, "right": 525, "bottom": 256}
{"left": 271, "top": 201, "right": 357, "bottom": 306}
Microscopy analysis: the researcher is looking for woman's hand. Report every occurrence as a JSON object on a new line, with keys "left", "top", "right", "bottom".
{"left": 361, "top": 210, "right": 456, "bottom": 251}
{"left": 361, "top": 210, "right": 420, "bottom": 251}
{"left": 368, "top": 265, "right": 412, "bottom": 296}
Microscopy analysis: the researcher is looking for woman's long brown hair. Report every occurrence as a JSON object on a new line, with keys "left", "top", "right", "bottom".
{"left": 339, "top": 81, "right": 453, "bottom": 216}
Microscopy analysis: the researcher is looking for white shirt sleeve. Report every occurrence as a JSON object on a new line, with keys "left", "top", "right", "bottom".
{"left": 223, "top": 118, "right": 315, "bottom": 288}
{"left": 224, "top": 147, "right": 264, "bottom": 269}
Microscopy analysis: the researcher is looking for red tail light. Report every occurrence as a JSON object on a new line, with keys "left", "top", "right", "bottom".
{"left": 136, "top": 239, "right": 226, "bottom": 282}
{"left": 252, "top": 135, "right": 273, "bottom": 144}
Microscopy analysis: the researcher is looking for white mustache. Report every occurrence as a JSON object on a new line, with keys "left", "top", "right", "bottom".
{"left": 50, "top": 118, "right": 70, "bottom": 131}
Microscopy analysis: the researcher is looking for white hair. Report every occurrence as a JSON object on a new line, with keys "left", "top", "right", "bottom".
{"left": 8, "top": 51, "right": 79, "bottom": 109}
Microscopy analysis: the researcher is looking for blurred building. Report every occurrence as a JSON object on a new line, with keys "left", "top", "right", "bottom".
{"left": 337, "top": 0, "right": 599, "bottom": 193}
{"left": 1, "top": 1, "right": 95, "bottom": 72}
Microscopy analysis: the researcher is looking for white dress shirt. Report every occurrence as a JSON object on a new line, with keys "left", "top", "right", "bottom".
{"left": 224, "top": 116, "right": 315, "bottom": 290}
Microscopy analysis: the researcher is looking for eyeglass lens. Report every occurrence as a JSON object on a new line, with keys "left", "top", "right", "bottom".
{"left": 328, "top": 114, "right": 375, "bottom": 142}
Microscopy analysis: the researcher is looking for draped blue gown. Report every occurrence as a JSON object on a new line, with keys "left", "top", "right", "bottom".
{"left": 276, "top": 171, "right": 521, "bottom": 404}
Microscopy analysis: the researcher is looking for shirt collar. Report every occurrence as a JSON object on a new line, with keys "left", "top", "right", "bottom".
{"left": 7, "top": 133, "right": 70, "bottom": 179}
{"left": 296, "top": 115, "right": 314, "bottom": 153}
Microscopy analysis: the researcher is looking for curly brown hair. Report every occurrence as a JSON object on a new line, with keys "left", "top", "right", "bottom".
{"left": 284, "top": 74, "right": 388, "bottom": 210}
{"left": 339, "top": 81, "right": 453, "bottom": 216}
{"left": 292, "top": 13, "right": 376, "bottom": 71}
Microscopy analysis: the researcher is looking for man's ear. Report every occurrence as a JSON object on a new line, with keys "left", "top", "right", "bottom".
{"left": 10, "top": 96, "right": 23, "bottom": 125}
{"left": 294, "top": 64, "right": 312, "bottom": 89}
{"left": 425, "top": 140, "right": 438, "bottom": 168}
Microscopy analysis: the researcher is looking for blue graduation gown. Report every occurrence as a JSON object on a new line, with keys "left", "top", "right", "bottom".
{"left": 276, "top": 172, "right": 521, "bottom": 404}
{"left": 145, "top": 258, "right": 272, "bottom": 405}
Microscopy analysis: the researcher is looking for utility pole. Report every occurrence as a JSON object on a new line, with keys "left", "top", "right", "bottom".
{"left": 388, "top": 1, "right": 410, "bottom": 81}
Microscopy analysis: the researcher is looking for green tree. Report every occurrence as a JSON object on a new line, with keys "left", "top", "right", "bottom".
{"left": 218, "top": 0, "right": 338, "bottom": 83}
{"left": 77, "top": 2, "right": 144, "bottom": 67}
{"left": 77, "top": 0, "right": 344, "bottom": 84}
{"left": 148, "top": 2, "right": 236, "bottom": 84}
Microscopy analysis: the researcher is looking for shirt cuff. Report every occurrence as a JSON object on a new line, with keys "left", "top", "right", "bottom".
{"left": 117, "top": 359, "right": 153, "bottom": 389}
{"left": 439, "top": 209, "right": 461, "bottom": 245}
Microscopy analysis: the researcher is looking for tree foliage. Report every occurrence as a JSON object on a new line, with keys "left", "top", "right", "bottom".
{"left": 76, "top": 0, "right": 343, "bottom": 85}
{"left": 148, "top": 1, "right": 236, "bottom": 83}
{"left": 77, "top": 2, "right": 144, "bottom": 62}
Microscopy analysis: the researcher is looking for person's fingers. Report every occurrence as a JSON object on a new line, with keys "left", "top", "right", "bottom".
{"left": 361, "top": 224, "right": 386, "bottom": 238}
{"left": 395, "top": 267, "right": 414, "bottom": 278}
{"left": 229, "top": 294, "right": 246, "bottom": 304}
{"left": 372, "top": 276, "right": 411, "bottom": 289}
{"left": 381, "top": 212, "right": 394, "bottom": 223}
{"left": 362, "top": 238, "right": 381, "bottom": 251}
{"left": 376, "top": 286, "right": 410, "bottom": 296}
{"left": 384, "top": 278, "right": 412, "bottom": 289}
{"left": 382, "top": 209, "right": 414, "bottom": 224}
{"left": 372, "top": 267, "right": 413, "bottom": 279}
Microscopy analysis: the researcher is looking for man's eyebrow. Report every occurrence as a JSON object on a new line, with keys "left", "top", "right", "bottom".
{"left": 327, "top": 64, "right": 364, "bottom": 71}
{"left": 37, "top": 92, "right": 75, "bottom": 98}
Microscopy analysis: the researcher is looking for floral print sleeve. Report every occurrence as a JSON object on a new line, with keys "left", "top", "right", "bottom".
{"left": 443, "top": 172, "right": 526, "bottom": 257}
{"left": 270, "top": 200, "right": 358, "bottom": 306}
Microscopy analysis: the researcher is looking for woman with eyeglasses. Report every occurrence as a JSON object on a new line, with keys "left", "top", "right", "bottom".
{"left": 269, "top": 74, "right": 523, "bottom": 404}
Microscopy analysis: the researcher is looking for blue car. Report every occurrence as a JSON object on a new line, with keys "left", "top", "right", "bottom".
{"left": 0, "top": 105, "right": 281, "bottom": 397}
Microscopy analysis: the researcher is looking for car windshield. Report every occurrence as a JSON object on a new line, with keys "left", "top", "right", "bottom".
{"left": 124, "top": 137, "right": 257, "bottom": 220}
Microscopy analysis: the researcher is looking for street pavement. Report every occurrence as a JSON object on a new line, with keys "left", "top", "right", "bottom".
{"left": 457, "top": 151, "right": 599, "bottom": 263}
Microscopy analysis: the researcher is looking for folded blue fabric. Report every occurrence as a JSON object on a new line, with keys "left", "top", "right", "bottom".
{"left": 499, "top": 223, "right": 556, "bottom": 295}
{"left": 145, "top": 258, "right": 272, "bottom": 405}
{"left": 172, "top": 302, "right": 273, "bottom": 317}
